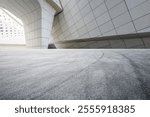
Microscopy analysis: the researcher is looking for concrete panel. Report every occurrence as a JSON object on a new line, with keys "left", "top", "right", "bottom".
{"left": 52, "top": 0, "right": 150, "bottom": 47}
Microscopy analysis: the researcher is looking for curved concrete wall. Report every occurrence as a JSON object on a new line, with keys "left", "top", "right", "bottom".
{"left": 0, "top": 0, "right": 56, "bottom": 48}
{"left": 52, "top": 0, "right": 150, "bottom": 48}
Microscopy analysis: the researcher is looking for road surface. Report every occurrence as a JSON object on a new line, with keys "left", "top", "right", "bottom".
{"left": 0, "top": 49, "right": 150, "bottom": 100}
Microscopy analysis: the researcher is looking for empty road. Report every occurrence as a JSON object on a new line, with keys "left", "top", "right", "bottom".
{"left": 0, "top": 49, "right": 150, "bottom": 100}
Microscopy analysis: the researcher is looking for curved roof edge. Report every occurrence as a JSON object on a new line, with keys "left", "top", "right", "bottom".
{"left": 46, "top": 0, "right": 63, "bottom": 15}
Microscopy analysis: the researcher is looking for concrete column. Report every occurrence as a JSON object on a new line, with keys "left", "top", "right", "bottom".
{"left": 39, "top": 0, "right": 56, "bottom": 48}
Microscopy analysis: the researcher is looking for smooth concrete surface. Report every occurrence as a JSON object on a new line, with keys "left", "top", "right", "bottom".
{"left": 55, "top": 32, "right": 150, "bottom": 49}
{"left": 0, "top": 49, "right": 150, "bottom": 100}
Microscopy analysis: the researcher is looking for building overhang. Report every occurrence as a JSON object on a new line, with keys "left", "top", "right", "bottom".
{"left": 46, "top": 0, "right": 63, "bottom": 15}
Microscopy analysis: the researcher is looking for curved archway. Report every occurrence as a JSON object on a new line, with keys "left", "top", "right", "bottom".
{"left": 0, "top": 0, "right": 56, "bottom": 48}
{"left": 0, "top": 8, "right": 25, "bottom": 46}
{"left": 0, "top": 0, "right": 41, "bottom": 48}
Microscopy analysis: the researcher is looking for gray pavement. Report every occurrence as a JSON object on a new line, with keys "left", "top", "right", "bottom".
{"left": 0, "top": 49, "right": 150, "bottom": 100}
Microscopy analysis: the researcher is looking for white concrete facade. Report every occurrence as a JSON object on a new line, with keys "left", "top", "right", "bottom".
{"left": 0, "top": 0, "right": 150, "bottom": 49}
{"left": 52, "top": 0, "right": 150, "bottom": 48}
{"left": 0, "top": 0, "right": 56, "bottom": 48}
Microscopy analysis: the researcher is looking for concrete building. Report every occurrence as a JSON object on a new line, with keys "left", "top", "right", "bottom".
{"left": 0, "top": 0, "right": 150, "bottom": 100}
{"left": 0, "top": 0, "right": 150, "bottom": 49}
{"left": 0, "top": 0, "right": 149, "bottom": 48}
{"left": 53, "top": 0, "right": 150, "bottom": 48}
{"left": 0, "top": 0, "right": 58, "bottom": 48}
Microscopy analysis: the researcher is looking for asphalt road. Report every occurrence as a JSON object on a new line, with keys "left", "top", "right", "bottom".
{"left": 0, "top": 49, "right": 150, "bottom": 100}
